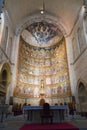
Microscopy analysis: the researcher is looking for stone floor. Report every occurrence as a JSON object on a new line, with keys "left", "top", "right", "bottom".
{"left": 0, "top": 114, "right": 87, "bottom": 130}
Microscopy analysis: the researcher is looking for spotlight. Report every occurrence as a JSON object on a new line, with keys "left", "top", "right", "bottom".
{"left": 40, "top": 0, "right": 45, "bottom": 14}
{"left": 41, "top": 10, "right": 44, "bottom": 14}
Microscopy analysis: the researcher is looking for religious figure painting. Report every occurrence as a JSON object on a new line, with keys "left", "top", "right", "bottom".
{"left": 57, "top": 86, "right": 63, "bottom": 95}
{"left": 26, "top": 21, "right": 59, "bottom": 43}
{"left": 46, "top": 77, "right": 51, "bottom": 84}
{"left": 15, "top": 37, "right": 71, "bottom": 98}
{"left": 34, "top": 87, "right": 39, "bottom": 97}
{"left": 45, "top": 87, "right": 51, "bottom": 96}
{"left": 21, "top": 20, "right": 63, "bottom": 47}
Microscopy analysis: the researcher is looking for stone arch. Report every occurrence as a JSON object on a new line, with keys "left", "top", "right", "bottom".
{"left": 0, "top": 62, "right": 11, "bottom": 85}
{"left": 15, "top": 12, "right": 67, "bottom": 36}
{"left": 78, "top": 82, "right": 86, "bottom": 103}
{"left": 76, "top": 79, "right": 87, "bottom": 112}
{"left": 0, "top": 62, "right": 11, "bottom": 104}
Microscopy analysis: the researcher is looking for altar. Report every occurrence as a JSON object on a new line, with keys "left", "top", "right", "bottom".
{"left": 23, "top": 105, "right": 69, "bottom": 123}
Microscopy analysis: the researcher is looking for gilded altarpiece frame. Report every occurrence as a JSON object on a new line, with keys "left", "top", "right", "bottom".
{"left": 14, "top": 37, "right": 71, "bottom": 103}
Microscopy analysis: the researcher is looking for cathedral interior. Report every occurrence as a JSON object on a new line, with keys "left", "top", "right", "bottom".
{"left": 0, "top": 0, "right": 87, "bottom": 115}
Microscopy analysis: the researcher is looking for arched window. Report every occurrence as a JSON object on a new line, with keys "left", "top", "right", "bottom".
{"left": 3, "top": 27, "right": 8, "bottom": 52}
{"left": 7, "top": 37, "right": 13, "bottom": 58}
{"left": 72, "top": 37, "right": 79, "bottom": 60}
{"left": 78, "top": 82, "right": 87, "bottom": 103}
{"left": 1, "top": 69, "right": 7, "bottom": 86}
{"left": 83, "top": 15, "right": 87, "bottom": 43}
{"left": 77, "top": 27, "right": 86, "bottom": 53}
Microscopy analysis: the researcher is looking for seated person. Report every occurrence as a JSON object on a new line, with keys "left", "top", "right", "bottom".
{"left": 41, "top": 103, "right": 53, "bottom": 123}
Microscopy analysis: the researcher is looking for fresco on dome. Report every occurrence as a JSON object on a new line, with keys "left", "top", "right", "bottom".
{"left": 22, "top": 21, "right": 63, "bottom": 47}
{"left": 26, "top": 21, "right": 57, "bottom": 42}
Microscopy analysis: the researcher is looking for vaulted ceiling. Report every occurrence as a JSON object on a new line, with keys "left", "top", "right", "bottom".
{"left": 4, "top": 0, "right": 83, "bottom": 36}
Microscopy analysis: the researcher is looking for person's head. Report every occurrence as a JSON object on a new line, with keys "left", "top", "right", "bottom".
{"left": 24, "top": 103, "right": 27, "bottom": 106}
{"left": 64, "top": 102, "right": 67, "bottom": 105}
{"left": 60, "top": 103, "right": 63, "bottom": 105}
{"left": 55, "top": 103, "right": 58, "bottom": 105}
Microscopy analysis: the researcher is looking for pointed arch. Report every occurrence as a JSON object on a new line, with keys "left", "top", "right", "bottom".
{"left": 0, "top": 62, "right": 11, "bottom": 86}
{"left": 15, "top": 12, "right": 67, "bottom": 36}
{"left": 76, "top": 79, "right": 87, "bottom": 112}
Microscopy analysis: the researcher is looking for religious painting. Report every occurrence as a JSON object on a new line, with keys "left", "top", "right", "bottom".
{"left": 34, "top": 87, "right": 39, "bottom": 97}
{"left": 14, "top": 37, "right": 71, "bottom": 99}
{"left": 46, "top": 77, "right": 51, "bottom": 84}
{"left": 45, "top": 87, "right": 51, "bottom": 96}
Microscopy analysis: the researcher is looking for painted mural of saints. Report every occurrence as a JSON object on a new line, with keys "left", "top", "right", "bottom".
{"left": 57, "top": 86, "right": 63, "bottom": 95}
{"left": 45, "top": 87, "right": 51, "bottom": 96}
{"left": 34, "top": 87, "right": 39, "bottom": 97}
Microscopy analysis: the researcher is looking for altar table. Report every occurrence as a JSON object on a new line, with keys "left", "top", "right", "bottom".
{"left": 23, "top": 105, "right": 69, "bottom": 123}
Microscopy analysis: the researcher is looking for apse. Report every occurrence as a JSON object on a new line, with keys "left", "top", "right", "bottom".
{"left": 13, "top": 18, "right": 71, "bottom": 105}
